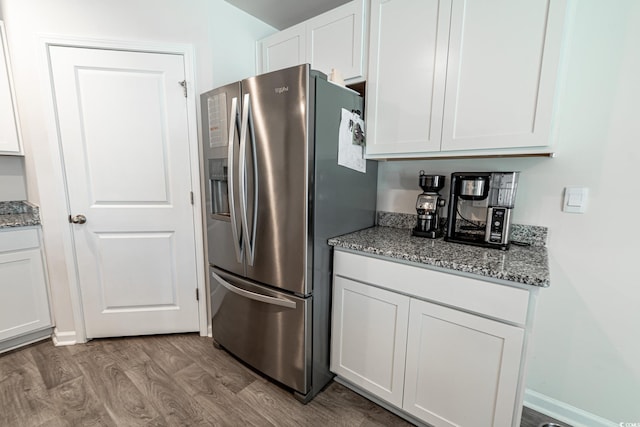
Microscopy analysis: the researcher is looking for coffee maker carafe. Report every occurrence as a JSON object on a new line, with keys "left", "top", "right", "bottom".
{"left": 445, "top": 172, "right": 519, "bottom": 250}
{"left": 412, "top": 171, "right": 446, "bottom": 238}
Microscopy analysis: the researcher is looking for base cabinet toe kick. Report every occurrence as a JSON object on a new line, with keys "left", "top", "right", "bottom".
{"left": 330, "top": 250, "right": 539, "bottom": 427}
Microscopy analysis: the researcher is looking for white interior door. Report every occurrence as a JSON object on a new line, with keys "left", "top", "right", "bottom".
{"left": 48, "top": 46, "right": 199, "bottom": 339}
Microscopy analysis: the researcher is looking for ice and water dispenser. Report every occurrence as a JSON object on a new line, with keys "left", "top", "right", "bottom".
{"left": 209, "top": 158, "right": 229, "bottom": 218}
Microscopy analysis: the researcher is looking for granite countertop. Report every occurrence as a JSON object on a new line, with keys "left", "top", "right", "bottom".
{"left": 0, "top": 201, "right": 41, "bottom": 229}
{"left": 328, "top": 225, "right": 550, "bottom": 288}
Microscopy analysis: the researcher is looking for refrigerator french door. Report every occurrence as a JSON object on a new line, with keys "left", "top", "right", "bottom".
{"left": 241, "top": 66, "right": 310, "bottom": 295}
{"left": 201, "top": 64, "right": 377, "bottom": 402}
{"left": 201, "top": 81, "right": 243, "bottom": 277}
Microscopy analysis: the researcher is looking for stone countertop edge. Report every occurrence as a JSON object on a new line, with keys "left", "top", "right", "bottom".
{"left": 328, "top": 226, "right": 550, "bottom": 288}
{"left": 0, "top": 201, "right": 41, "bottom": 229}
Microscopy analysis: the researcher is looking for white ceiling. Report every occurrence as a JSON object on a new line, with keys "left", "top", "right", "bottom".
{"left": 224, "top": 0, "right": 351, "bottom": 29}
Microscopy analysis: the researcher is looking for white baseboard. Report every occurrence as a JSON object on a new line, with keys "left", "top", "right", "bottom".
{"left": 524, "top": 389, "right": 617, "bottom": 427}
{"left": 52, "top": 328, "right": 77, "bottom": 346}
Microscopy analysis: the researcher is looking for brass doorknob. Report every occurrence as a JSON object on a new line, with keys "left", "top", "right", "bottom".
{"left": 69, "top": 214, "right": 87, "bottom": 224}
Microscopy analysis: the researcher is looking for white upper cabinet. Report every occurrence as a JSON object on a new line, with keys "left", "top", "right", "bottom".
{"left": 257, "top": 0, "right": 367, "bottom": 82}
{"left": 366, "top": 0, "right": 450, "bottom": 155}
{"left": 0, "top": 21, "right": 23, "bottom": 155}
{"left": 441, "top": 0, "right": 567, "bottom": 152}
{"left": 306, "top": 0, "right": 367, "bottom": 81}
{"left": 259, "top": 23, "right": 307, "bottom": 74}
{"left": 366, "top": 0, "right": 568, "bottom": 158}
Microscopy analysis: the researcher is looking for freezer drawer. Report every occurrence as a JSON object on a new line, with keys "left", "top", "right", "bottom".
{"left": 210, "top": 267, "right": 311, "bottom": 395}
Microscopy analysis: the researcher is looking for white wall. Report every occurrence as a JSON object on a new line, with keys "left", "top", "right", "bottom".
{"left": 0, "top": 0, "right": 273, "bottom": 340}
{"left": 377, "top": 0, "right": 639, "bottom": 423}
{"left": 0, "top": 156, "right": 26, "bottom": 201}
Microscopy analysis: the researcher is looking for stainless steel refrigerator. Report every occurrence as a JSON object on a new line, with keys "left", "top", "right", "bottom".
{"left": 200, "top": 64, "right": 377, "bottom": 402}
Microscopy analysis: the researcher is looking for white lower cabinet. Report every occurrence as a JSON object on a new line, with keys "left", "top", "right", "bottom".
{"left": 0, "top": 228, "right": 52, "bottom": 352}
{"left": 403, "top": 299, "right": 524, "bottom": 427}
{"left": 331, "top": 250, "right": 535, "bottom": 427}
{"left": 331, "top": 276, "right": 409, "bottom": 407}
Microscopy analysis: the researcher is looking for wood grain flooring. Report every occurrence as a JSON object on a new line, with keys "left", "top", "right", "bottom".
{"left": 0, "top": 334, "right": 571, "bottom": 426}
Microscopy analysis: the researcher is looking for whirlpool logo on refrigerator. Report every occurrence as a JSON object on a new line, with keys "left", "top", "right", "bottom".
{"left": 274, "top": 86, "right": 289, "bottom": 94}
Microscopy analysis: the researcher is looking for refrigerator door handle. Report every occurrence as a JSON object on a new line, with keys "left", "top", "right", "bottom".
{"left": 227, "top": 96, "right": 243, "bottom": 263}
{"left": 211, "top": 271, "right": 296, "bottom": 309}
{"left": 239, "top": 93, "right": 258, "bottom": 266}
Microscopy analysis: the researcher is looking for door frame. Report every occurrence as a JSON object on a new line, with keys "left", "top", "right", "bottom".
{"left": 39, "top": 36, "right": 207, "bottom": 344}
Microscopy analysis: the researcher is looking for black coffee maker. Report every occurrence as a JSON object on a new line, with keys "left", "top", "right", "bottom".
{"left": 412, "top": 171, "right": 446, "bottom": 238}
{"left": 444, "top": 172, "right": 519, "bottom": 250}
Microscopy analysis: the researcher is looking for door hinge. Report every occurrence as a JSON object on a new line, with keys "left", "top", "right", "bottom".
{"left": 179, "top": 80, "right": 187, "bottom": 98}
{"left": 196, "top": 288, "right": 200, "bottom": 301}
{"left": 190, "top": 191, "right": 194, "bottom": 205}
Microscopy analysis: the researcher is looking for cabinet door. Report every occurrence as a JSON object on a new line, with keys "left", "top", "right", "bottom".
{"left": 0, "top": 249, "right": 51, "bottom": 341}
{"left": 0, "top": 22, "right": 22, "bottom": 155}
{"left": 259, "top": 23, "right": 306, "bottom": 75}
{"left": 306, "top": 0, "right": 366, "bottom": 82}
{"left": 403, "top": 299, "right": 524, "bottom": 427}
{"left": 366, "top": 0, "right": 451, "bottom": 156}
{"left": 440, "top": 0, "right": 567, "bottom": 151}
{"left": 331, "top": 276, "right": 410, "bottom": 407}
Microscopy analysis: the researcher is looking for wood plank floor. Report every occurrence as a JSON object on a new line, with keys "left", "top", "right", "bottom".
{"left": 0, "top": 334, "right": 571, "bottom": 426}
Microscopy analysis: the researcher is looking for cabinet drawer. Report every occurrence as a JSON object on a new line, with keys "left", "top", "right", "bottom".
{"left": 0, "top": 228, "right": 39, "bottom": 252}
{"left": 334, "top": 250, "right": 530, "bottom": 325}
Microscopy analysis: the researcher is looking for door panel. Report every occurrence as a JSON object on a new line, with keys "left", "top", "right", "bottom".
{"left": 366, "top": 0, "right": 451, "bottom": 155}
{"left": 95, "top": 232, "right": 177, "bottom": 309}
{"left": 0, "top": 22, "right": 22, "bottom": 154}
{"left": 403, "top": 298, "right": 525, "bottom": 427}
{"left": 441, "top": 0, "right": 566, "bottom": 150}
{"left": 306, "top": 0, "right": 365, "bottom": 80}
{"left": 0, "top": 248, "right": 51, "bottom": 341}
{"left": 211, "top": 267, "right": 310, "bottom": 394}
{"left": 260, "top": 23, "right": 306, "bottom": 74}
{"left": 76, "top": 67, "right": 171, "bottom": 203}
{"left": 242, "top": 65, "right": 310, "bottom": 295}
{"left": 330, "top": 276, "right": 409, "bottom": 407}
{"left": 49, "top": 46, "right": 199, "bottom": 338}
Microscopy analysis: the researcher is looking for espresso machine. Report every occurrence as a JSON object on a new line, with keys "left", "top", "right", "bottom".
{"left": 412, "top": 171, "right": 446, "bottom": 238}
{"left": 445, "top": 172, "right": 519, "bottom": 250}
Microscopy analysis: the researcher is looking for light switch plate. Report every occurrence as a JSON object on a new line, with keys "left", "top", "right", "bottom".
{"left": 563, "top": 187, "right": 588, "bottom": 213}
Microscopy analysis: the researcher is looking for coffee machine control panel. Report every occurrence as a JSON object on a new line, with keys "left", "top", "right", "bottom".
{"left": 486, "top": 207, "right": 511, "bottom": 245}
